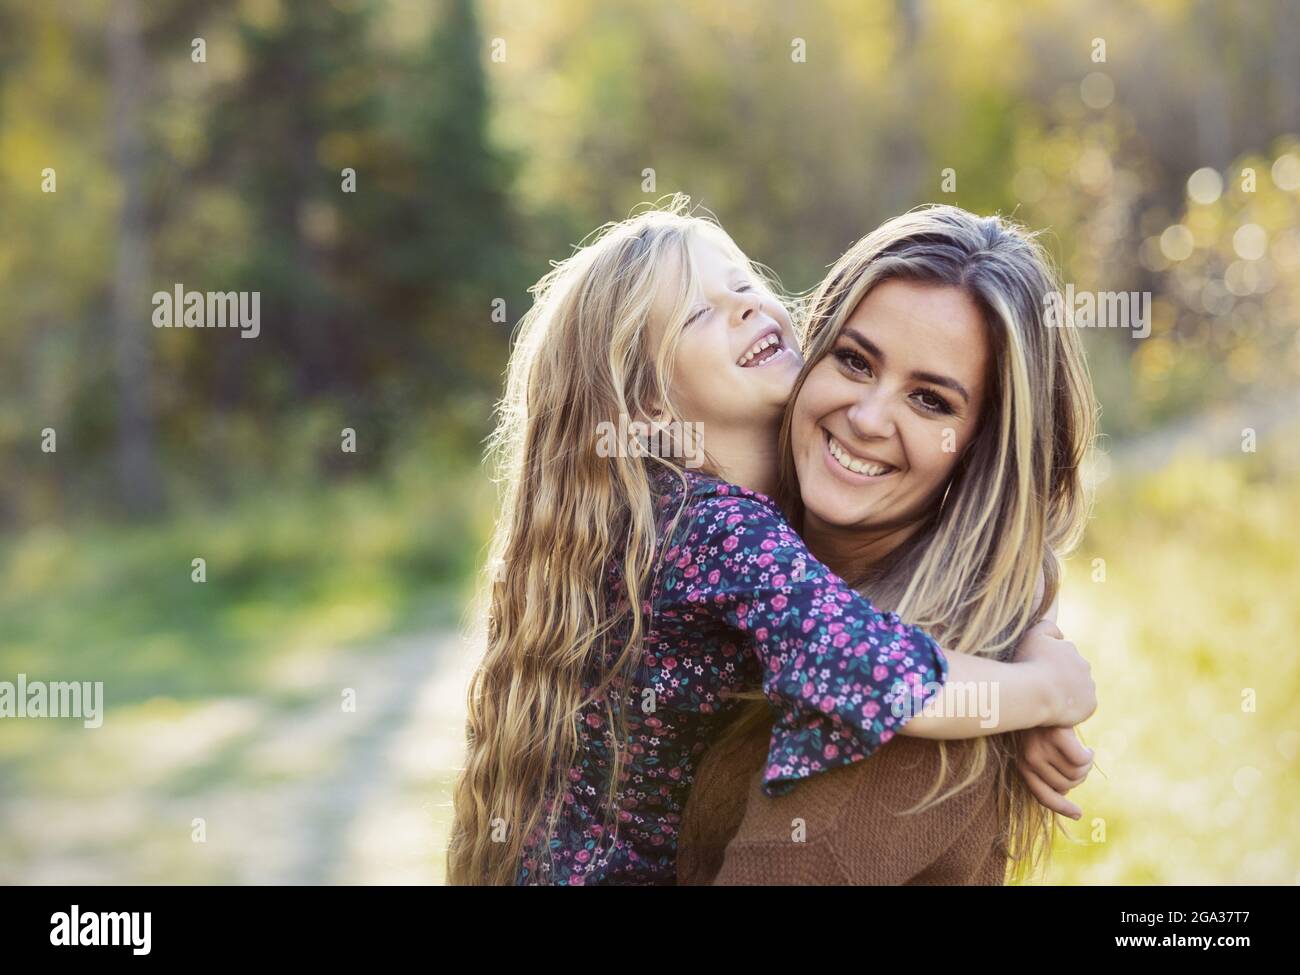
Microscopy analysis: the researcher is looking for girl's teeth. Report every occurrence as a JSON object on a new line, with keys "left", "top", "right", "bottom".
{"left": 828, "top": 435, "right": 892, "bottom": 476}
{"left": 738, "top": 334, "right": 780, "bottom": 365}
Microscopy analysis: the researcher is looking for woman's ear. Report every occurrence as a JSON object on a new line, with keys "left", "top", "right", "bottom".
{"left": 952, "top": 440, "right": 974, "bottom": 475}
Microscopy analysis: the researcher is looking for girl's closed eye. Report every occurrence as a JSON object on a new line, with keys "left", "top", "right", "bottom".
{"left": 683, "top": 284, "right": 754, "bottom": 327}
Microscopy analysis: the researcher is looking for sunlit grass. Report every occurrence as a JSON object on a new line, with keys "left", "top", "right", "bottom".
{"left": 3, "top": 432, "right": 1296, "bottom": 884}
{"left": 1041, "top": 433, "right": 1300, "bottom": 884}
{"left": 0, "top": 455, "right": 486, "bottom": 710}
{"left": 0, "top": 451, "right": 492, "bottom": 881}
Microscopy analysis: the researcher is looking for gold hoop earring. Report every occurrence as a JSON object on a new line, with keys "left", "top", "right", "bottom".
{"left": 941, "top": 446, "right": 972, "bottom": 515}
{"left": 938, "top": 477, "right": 954, "bottom": 515}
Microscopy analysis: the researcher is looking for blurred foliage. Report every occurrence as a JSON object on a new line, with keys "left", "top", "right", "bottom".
{"left": 1044, "top": 424, "right": 1300, "bottom": 884}
{"left": 1, "top": 0, "right": 514, "bottom": 523}
{"left": 0, "top": 0, "right": 1298, "bottom": 883}
{"left": 2, "top": 0, "right": 1299, "bottom": 523}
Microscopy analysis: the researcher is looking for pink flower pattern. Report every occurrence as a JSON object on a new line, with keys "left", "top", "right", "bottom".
{"left": 516, "top": 469, "right": 947, "bottom": 885}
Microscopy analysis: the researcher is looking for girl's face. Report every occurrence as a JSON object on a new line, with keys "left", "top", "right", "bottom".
{"left": 791, "top": 277, "right": 991, "bottom": 535}
{"left": 657, "top": 233, "right": 802, "bottom": 428}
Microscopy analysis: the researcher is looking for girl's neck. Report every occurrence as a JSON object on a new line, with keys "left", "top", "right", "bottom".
{"left": 706, "top": 421, "right": 782, "bottom": 499}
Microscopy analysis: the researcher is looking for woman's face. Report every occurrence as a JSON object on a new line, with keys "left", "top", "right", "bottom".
{"left": 657, "top": 233, "right": 802, "bottom": 429}
{"left": 791, "top": 277, "right": 991, "bottom": 536}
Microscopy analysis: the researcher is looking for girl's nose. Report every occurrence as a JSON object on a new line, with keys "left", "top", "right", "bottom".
{"left": 734, "top": 289, "right": 763, "bottom": 326}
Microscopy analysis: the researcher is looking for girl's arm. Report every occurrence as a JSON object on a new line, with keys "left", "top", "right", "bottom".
{"left": 897, "top": 622, "right": 1095, "bottom": 739}
{"left": 658, "top": 491, "right": 949, "bottom": 797}
{"left": 659, "top": 489, "right": 1094, "bottom": 794}
{"left": 898, "top": 560, "right": 1090, "bottom": 738}
{"left": 897, "top": 567, "right": 1096, "bottom": 817}
{"left": 1019, "top": 725, "right": 1094, "bottom": 820}
{"left": 894, "top": 646, "right": 1050, "bottom": 739}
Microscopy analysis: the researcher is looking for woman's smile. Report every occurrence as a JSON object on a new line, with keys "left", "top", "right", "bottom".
{"left": 823, "top": 428, "right": 900, "bottom": 480}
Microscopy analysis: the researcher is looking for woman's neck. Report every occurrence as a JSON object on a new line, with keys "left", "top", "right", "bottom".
{"left": 800, "top": 511, "right": 925, "bottom": 580}
{"left": 706, "top": 421, "right": 782, "bottom": 498}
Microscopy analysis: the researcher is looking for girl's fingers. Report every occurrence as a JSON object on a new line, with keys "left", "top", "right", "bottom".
{"left": 1043, "top": 748, "right": 1093, "bottom": 786}
{"left": 1049, "top": 727, "right": 1094, "bottom": 767}
{"left": 1027, "top": 752, "right": 1078, "bottom": 794}
{"left": 1046, "top": 729, "right": 1094, "bottom": 786}
{"left": 1019, "top": 762, "right": 1082, "bottom": 819}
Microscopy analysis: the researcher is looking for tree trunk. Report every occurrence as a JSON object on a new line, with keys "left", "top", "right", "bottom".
{"left": 107, "top": 0, "right": 163, "bottom": 516}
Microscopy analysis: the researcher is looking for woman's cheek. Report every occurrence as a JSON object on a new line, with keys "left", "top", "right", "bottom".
{"left": 906, "top": 423, "right": 954, "bottom": 487}
{"left": 800, "top": 362, "right": 841, "bottom": 414}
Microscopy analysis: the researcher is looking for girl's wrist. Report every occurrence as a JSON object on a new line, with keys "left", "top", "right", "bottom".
{"left": 1023, "top": 660, "right": 1058, "bottom": 727}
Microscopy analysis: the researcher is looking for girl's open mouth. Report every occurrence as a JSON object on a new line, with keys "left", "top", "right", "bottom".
{"left": 737, "top": 330, "right": 788, "bottom": 368}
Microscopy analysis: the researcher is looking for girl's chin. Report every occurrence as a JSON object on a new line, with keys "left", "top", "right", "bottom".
{"left": 756, "top": 383, "right": 799, "bottom": 416}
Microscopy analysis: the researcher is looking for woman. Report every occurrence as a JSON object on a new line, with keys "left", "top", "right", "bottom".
{"left": 677, "top": 205, "right": 1098, "bottom": 884}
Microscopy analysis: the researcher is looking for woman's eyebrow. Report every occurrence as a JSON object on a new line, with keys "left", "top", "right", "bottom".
{"left": 841, "top": 326, "right": 971, "bottom": 404}
{"left": 912, "top": 370, "right": 970, "bottom": 404}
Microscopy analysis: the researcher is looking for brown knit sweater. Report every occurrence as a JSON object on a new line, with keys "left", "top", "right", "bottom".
{"left": 677, "top": 710, "right": 1010, "bottom": 885}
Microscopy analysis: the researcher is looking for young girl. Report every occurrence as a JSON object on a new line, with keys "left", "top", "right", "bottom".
{"left": 447, "top": 199, "right": 1094, "bottom": 886}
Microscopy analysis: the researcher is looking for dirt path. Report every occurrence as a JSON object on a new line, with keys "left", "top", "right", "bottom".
{"left": 0, "top": 627, "right": 476, "bottom": 885}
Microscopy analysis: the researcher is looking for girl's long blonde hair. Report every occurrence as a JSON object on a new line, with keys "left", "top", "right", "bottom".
{"left": 447, "top": 196, "right": 779, "bottom": 884}
{"left": 728, "top": 205, "right": 1097, "bottom": 881}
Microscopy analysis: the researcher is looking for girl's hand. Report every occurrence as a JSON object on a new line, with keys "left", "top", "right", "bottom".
{"left": 1018, "top": 726, "right": 1095, "bottom": 820}
{"left": 1013, "top": 620, "right": 1096, "bottom": 727}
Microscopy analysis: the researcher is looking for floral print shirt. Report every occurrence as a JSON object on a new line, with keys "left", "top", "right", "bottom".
{"left": 516, "top": 468, "right": 949, "bottom": 885}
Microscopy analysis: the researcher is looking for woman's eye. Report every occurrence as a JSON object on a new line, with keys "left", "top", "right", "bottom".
{"left": 832, "top": 348, "right": 872, "bottom": 376}
{"left": 684, "top": 307, "right": 708, "bottom": 327}
{"left": 913, "top": 390, "right": 953, "bottom": 414}
{"left": 735, "top": 283, "right": 752, "bottom": 293}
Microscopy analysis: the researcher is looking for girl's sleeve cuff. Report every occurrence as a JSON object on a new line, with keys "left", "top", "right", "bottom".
{"left": 758, "top": 626, "right": 950, "bottom": 798}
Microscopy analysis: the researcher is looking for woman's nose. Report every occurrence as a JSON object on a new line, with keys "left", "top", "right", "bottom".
{"left": 846, "top": 389, "right": 896, "bottom": 440}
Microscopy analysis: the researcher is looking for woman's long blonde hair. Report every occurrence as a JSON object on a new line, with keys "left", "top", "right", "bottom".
{"left": 447, "top": 197, "right": 779, "bottom": 884}
{"left": 731, "top": 205, "right": 1097, "bottom": 881}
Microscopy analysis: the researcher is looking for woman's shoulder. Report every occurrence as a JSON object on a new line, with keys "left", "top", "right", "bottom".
{"left": 676, "top": 706, "right": 778, "bottom": 886}
{"left": 679, "top": 719, "right": 1007, "bottom": 885}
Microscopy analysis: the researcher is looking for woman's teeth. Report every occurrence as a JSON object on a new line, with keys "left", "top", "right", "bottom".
{"left": 827, "top": 433, "right": 896, "bottom": 477}
{"left": 737, "top": 333, "right": 782, "bottom": 367}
